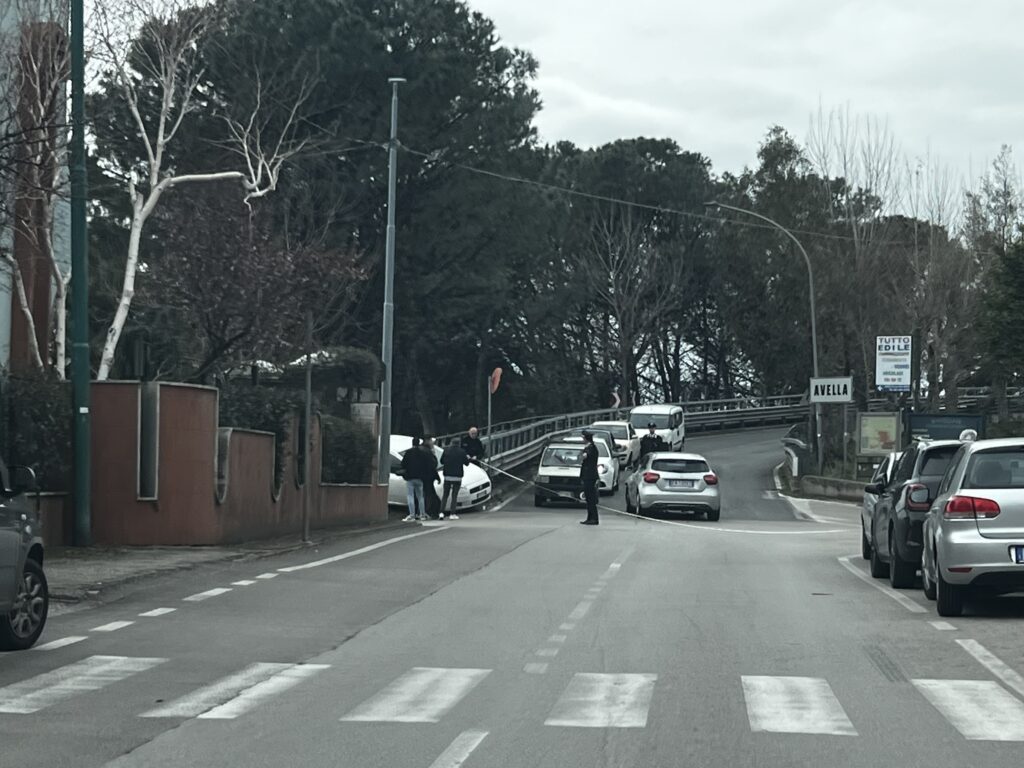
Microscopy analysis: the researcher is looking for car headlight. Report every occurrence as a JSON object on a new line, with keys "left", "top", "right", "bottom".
{"left": 537, "top": 475, "right": 549, "bottom": 483}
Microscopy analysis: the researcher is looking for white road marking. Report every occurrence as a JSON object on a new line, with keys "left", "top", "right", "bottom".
{"left": 231, "top": 580, "right": 257, "bottom": 586}
{"left": 139, "top": 608, "right": 176, "bottom": 618}
{"left": 427, "top": 730, "right": 489, "bottom": 768}
{"left": 567, "top": 601, "right": 592, "bottom": 622}
{"left": 279, "top": 528, "right": 449, "bottom": 572}
{"left": 524, "top": 663, "right": 548, "bottom": 675}
{"left": 837, "top": 556, "right": 927, "bottom": 614}
{"left": 487, "top": 484, "right": 528, "bottom": 513}
{"left": 198, "top": 664, "right": 329, "bottom": 720}
{"left": 956, "top": 640, "right": 1024, "bottom": 700}
{"left": 91, "top": 621, "right": 134, "bottom": 633}
{"left": 613, "top": 507, "right": 847, "bottom": 535}
{"left": 545, "top": 673, "right": 657, "bottom": 728}
{"left": 786, "top": 497, "right": 858, "bottom": 526}
{"left": 742, "top": 676, "right": 857, "bottom": 736}
{"left": 914, "top": 679, "right": 1024, "bottom": 741}
{"left": 536, "top": 648, "right": 559, "bottom": 658}
{"left": 0, "top": 655, "right": 166, "bottom": 714}
{"left": 772, "top": 462, "right": 784, "bottom": 491}
{"left": 929, "top": 621, "right": 956, "bottom": 631}
{"left": 183, "top": 587, "right": 232, "bottom": 602}
{"left": 30, "top": 636, "right": 87, "bottom": 652}
{"left": 142, "top": 663, "right": 293, "bottom": 718}
{"left": 559, "top": 623, "right": 575, "bottom": 632}
{"left": 341, "top": 667, "right": 491, "bottom": 723}
{"left": 255, "top": 573, "right": 278, "bottom": 580}
{"left": 548, "top": 634, "right": 568, "bottom": 644}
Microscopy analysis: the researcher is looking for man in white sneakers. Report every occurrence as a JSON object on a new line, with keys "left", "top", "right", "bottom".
{"left": 438, "top": 436, "right": 469, "bottom": 520}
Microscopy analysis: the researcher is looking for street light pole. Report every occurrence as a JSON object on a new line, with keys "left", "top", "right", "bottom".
{"left": 70, "top": 0, "right": 91, "bottom": 544}
{"left": 707, "top": 201, "right": 823, "bottom": 473}
{"left": 378, "top": 77, "right": 405, "bottom": 485}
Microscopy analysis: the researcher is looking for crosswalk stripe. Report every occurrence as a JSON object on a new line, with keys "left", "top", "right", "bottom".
{"left": 341, "top": 667, "right": 491, "bottom": 723}
{"left": 30, "top": 636, "right": 87, "bottom": 652}
{"left": 141, "top": 663, "right": 293, "bottom": 718}
{"left": 199, "top": 664, "right": 329, "bottom": 720}
{"left": 0, "top": 655, "right": 166, "bottom": 714}
{"left": 914, "top": 679, "right": 1024, "bottom": 741}
{"left": 545, "top": 673, "right": 657, "bottom": 728}
{"left": 742, "top": 676, "right": 857, "bottom": 736}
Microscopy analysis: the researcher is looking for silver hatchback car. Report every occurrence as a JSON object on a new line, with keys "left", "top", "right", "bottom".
{"left": 922, "top": 438, "right": 1024, "bottom": 617}
{"left": 625, "top": 452, "right": 720, "bottom": 520}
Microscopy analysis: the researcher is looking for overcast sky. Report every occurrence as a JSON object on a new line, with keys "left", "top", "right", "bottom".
{"left": 471, "top": 0, "right": 1024, "bottom": 184}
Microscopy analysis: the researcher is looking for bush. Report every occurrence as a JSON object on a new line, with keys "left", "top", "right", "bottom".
{"left": 321, "top": 415, "right": 375, "bottom": 484}
{"left": 218, "top": 383, "right": 304, "bottom": 487}
{"left": 0, "top": 371, "right": 71, "bottom": 491}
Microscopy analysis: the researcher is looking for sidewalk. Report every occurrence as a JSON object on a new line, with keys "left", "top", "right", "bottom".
{"left": 46, "top": 515, "right": 409, "bottom": 604}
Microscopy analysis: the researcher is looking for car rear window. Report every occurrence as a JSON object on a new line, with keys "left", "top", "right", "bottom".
{"left": 920, "top": 446, "right": 959, "bottom": 476}
{"left": 651, "top": 459, "right": 709, "bottom": 474}
{"left": 597, "top": 424, "right": 628, "bottom": 439}
{"left": 542, "top": 447, "right": 583, "bottom": 467}
{"left": 630, "top": 414, "right": 670, "bottom": 429}
{"left": 964, "top": 449, "right": 1024, "bottom": 489}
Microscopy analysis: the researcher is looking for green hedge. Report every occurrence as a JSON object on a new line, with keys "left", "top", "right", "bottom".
{"left": 1, "top": 372, "right": 71, "bottom": 491}
{"left": 218, "top": 383, "right": 304, "bottom": 486}
{"left": 320, "top": 415, "right": 375, "bottom": 484}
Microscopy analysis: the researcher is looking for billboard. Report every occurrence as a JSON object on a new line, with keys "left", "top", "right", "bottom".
{"left": 857, "top": 412, "right": 902, "bottom": 457}
{"left": 875, "top": 335, "right": 912, "bottom": 392}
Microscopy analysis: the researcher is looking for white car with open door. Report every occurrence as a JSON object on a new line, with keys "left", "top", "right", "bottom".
{"left": 558, "top": 436, "right": 619, "bottom": 495}
{"left": 591, "top": 420, "right": 641, "bottom": 467}
{"left": 387, "top": 435, "right": 491, "bottom": 512}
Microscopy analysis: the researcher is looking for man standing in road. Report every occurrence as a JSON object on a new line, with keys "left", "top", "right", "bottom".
{"left": 422, "top": 436, "right": 441, "bottom": 518}
{"left": 461, "top": 426, "right": 486, "bottom": 466}
{"left": 639, "top": 422, "right": 666, "bottom": 463}
{"left": 401, "top": 437, "right": 431, "bottom": 522}
{"left": 579, "top": 431, "right": 600, "bottom": 526}
{"left": 440, "top": 437, "right": 469, "bottom": 520}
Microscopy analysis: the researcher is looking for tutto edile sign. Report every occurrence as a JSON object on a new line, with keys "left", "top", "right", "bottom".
{"left": 875, "top": 335, "right": 912, "bottom": 392}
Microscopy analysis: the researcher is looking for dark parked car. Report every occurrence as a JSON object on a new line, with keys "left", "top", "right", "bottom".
{"left": 0, "top": 459, "right": 48, "bottom": 651}
{"left": 865, "top": 440, "right": 961, "bottom": 588}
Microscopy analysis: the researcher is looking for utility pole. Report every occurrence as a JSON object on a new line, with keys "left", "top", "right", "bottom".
{"left": 70, "top": 0, "right": 91, "bottom": 544}
{"left": 302, "top": 310, "right": 313, "bottom": 544}
{"left": 377, "top": 77, "right": 405, "bottom": 485}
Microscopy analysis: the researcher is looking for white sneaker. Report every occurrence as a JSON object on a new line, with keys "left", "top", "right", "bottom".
{"left": 438, "top": 513, "right": 445, "bottom": 520}
{"left": 403, "top": 515, "right": 415, "bottom": 522}
{"left": 449, "top": 514, "right": 460, "bottom": 520}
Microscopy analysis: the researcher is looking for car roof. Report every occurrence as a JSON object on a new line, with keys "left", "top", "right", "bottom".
{"left": 630, "top": 404, "right": 682, "bottom": 414}
{"left": 592, "top": 420, "right": 629, "bottom": 426}
{"left": 648, "top": 452, "right": 708, "bottom": 462}
{"left": 915, "top": 439, "right": 964, "bottom": 452}
{"left": 964, "top": 437, "right": 1024, "bottom": 453}
{"left": 545, "top": 441, "right": 585, "bottom": 450}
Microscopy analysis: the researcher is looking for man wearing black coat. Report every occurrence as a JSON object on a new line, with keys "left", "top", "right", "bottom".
{"left": 638, "top": 422, "right": 667, "bottom": 463}
{"left": 440, "top": 437, "right": 470, "bottom": 520}
{"left": 421, "top": 436, "right": 441, "bottom": 518}
{"left": 461, "top": 427, "right": 486, "bottom": 466}
{"left": 579, "top": 431, "right": 600, "bottom": 526}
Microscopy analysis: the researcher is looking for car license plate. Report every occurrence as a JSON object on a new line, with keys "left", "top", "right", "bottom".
{"left": 1013, "top": 546, "right": 1024, "bottom": 564}
{"left": 668, "top": 479, "right": 694, "bottom": 489}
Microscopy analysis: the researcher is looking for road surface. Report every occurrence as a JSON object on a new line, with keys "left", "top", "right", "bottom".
{"left": 3, "top": 428, "right": 1024, "bottom": 767}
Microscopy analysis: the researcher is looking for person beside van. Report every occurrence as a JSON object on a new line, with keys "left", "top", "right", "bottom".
{"left": 639, "top": 422, "right": 667, "bottom": 461}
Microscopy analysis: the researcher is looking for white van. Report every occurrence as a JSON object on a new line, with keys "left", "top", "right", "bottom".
{"left": 629, "top": 404, "right": 685, "bottom": 451}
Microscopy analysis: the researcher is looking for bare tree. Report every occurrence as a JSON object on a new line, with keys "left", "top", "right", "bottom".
{"left": 92, "top": 0, "right": 314, "bottom": 380}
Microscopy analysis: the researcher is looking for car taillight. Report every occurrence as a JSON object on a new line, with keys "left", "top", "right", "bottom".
{"left": 944, "top": 495, "right": 1001, "bottom": 520}
{"left": 704, "top": 474, "right": 718, "bottom": 486}
{"left": 643, "top": 472, "right": 660, "bottom": 484}
{"left": 905, "top": 483, "right": 930, "bottom": 511}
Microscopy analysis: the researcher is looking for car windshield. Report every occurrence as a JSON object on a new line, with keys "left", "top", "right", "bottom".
{"left": 542, "top": 447, "right": 584, "bottom": 467}
{"left": 921, "top": 446, "right": 959, "bottom": 476}
{"left": 596, "top": 424, "right": 629, "bottom": 439}
{"left": 964, "top": 449, "right": 1024, "bottom": 489}
{"left": 652, "top": 459, "right": 709, "bottom": 474}
{"left": 630, "top": 413, "right": 670, "bottom": 429}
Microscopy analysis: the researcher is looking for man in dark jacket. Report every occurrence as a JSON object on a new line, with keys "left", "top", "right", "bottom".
{"left": 440, "top": 437, "right": 470, "bottom": 520}
{"left": 421, "top": 436, "right": 441, "bottom": 518}
{"left": 638, "top": 422, "right": 667, "bottom": 463}
{"left": 400, "top": 437, "right": 432, "bottom": 521}
{"left": 579, "top": 431, "right": 600, "bottom": 525}
{"left": 461, "top": 427, "right": 486, "bottom": 466}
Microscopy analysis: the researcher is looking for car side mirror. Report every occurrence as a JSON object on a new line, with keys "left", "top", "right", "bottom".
{"left": 8, "top": 465, "right": 39, "bottom": 495}
{"left": 864, "top": 482, "right": 883, "bottom": 495}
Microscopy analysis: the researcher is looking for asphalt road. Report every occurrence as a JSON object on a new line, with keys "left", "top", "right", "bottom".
{"left": 3, "top": 427, "right": 1024, "bottom": 768}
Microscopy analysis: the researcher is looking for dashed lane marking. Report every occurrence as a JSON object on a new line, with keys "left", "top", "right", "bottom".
{"left": 278, "top": 528, "right": 449, "bottom": 573}
{"left": 523, "top": 663, "right": 548, "bottom": 675}
{"left": 139, "top": 608, "right": 176, "bottom": 618}
{"left": 91, "top": 621, "right": 134, "bottom": 633}
{"left": 427, "top": 730, "right": 490, "bottom": 768}
{"left": 929, "top": 621, "right": 956, "bottom": 631}
{"left": 232, "top": 580, "right": 257, "bottom": 586}
{"left": 183, "top": 587, "right": 232, "bottom": 603}
{"left": 30, "top": 636, "right": 87, "bottom": 652}
{"left": 957, "top": 639, "right": 1024, "bottom": 700}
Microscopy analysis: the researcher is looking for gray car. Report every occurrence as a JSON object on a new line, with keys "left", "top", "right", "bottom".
{"left": 625, "top": 452, "right": 720, "bottom": 520}
{"left": 0, "top": 460, "right": 48, "bottom": 651}
{"left": 922, "top": 438, "right": 1024, "bottom": 617}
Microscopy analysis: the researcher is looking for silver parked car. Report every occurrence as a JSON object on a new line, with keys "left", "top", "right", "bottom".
{"left": 0, "top": 460, "right": 48, "bottom": 651}
{"left": 922, "top": 438, "right": 1024, "bottom": 617}
{"left": 625, "top": 452, "right": 720, "bottom": 520}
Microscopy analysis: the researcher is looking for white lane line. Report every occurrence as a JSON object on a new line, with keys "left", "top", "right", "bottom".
{"left": 91, "top": 621, "right": 134, "bottom": 633}
{"left": 232, "top": 580, "right": 257, "bottom": 586}
{"left": 956, "top": 639, "right": 1024, "bottom": 700}
{"left": 772, "top": 462, "right": 784, "bottom": 491}
{"left": 548, "top": 634, "right": 567, "bottom": 644}
{"left": 914, "top": 679, "right": 1024, "bottom": 741}
{"left": 256, "top": 573, "right": 278, "bottom": 580}
{"left": 30, "top": 636, "right": 87, "bottom": 652}
{"left": 279, "top": 527, "right": 449, "bottom": 573}
{"left": 199, "top": 664, "right": 330, "bottom": 720}
{"left": 567, "top": 601, "right": 593, "bottom": 622}
{"left": 613, "top": 507, "right": 847, "bottom": 534}
{"left": 837, "top": 556, "right": 927, "bottom": 614}
{"left": 545, "top": 673, "right": 657, "bottom": 728}
{"left": 559, "top": 623, "right": 576, "bottom": 632}
{"left": 742, "top": 676, "right": 857, "bottom": 736}
{"left": 0, "top": 655, "right": 166, "bottom": 714}
{"left": 524, "top": 663, "right": 548, "bottom": 675}
{"left": 427, "top": 730, "right": 489, "bottom": 768}
{"left": 183, "top": 587, "right": 232, "bottom": 602}
{"left": 929, "top": 621, "right": 956, "bottom": 631}
{"left": 487, "top": 484, "right": 528, "bottom": 513}
{"left": 139, "top": 608, "right": 176, "bottom": 618}
{"left": 341, "top": 667, "right": 491, "bottom": 723}
{"left": 536, "top": 648, "right": 559, "bottom": 658}
{"left": 142, "top": 663, "right": 293, "bottom": 718}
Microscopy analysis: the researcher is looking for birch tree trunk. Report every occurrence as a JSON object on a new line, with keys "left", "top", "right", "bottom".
{"left": 2, "top": 254, "right": 45, "bottom": 370}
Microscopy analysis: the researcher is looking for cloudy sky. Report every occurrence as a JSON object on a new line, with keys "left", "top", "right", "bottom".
{"left": 471, "top": 0, "right": 1024, "bottom": 182}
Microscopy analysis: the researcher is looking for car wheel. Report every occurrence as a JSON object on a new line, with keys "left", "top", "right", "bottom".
{"left": 0, "top": 558, "right": 49, "bottom": 651}
{"left": 625, "top": 492, "right": 636, "bottom": 515}
{"left": 534, "top": 494, "right": 546, "bottom": 508}
{"left": 936, "top": 557, "right": 965, "bottom": 617}
{"left": 637, "top": 503, "right": 650, "bottom": 517}
{"left": 861, "top": 522, "right": 872, "bottom": 560}
{"left": 869, "top": 529, "right": 889, "bottom": 579}
{"left": 922, "top": 553, "right": 937, "bottom": 601}
{"left": 707, "top": 507, "right": 721, "bottom": 522}
{"left": 888, "top": 530, "right": 916, "bottom": 589}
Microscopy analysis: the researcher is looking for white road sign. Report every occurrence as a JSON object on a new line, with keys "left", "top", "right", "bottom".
{"left": 875, "top": 335, "right": 912, "bottom": 392}
{"left": 810, "top": 377, "right": 854, "bottom": 403}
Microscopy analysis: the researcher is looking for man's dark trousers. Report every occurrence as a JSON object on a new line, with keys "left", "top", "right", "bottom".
{"left": 582, "top": 480, "right": 600, "bottom": 524}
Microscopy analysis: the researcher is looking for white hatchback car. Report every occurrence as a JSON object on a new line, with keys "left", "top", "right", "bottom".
{"left": 591, "top": 420, "right": 641, "bottom": 467}
{"left": 387, "top": 435, "right": 491, "bottom": 512}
